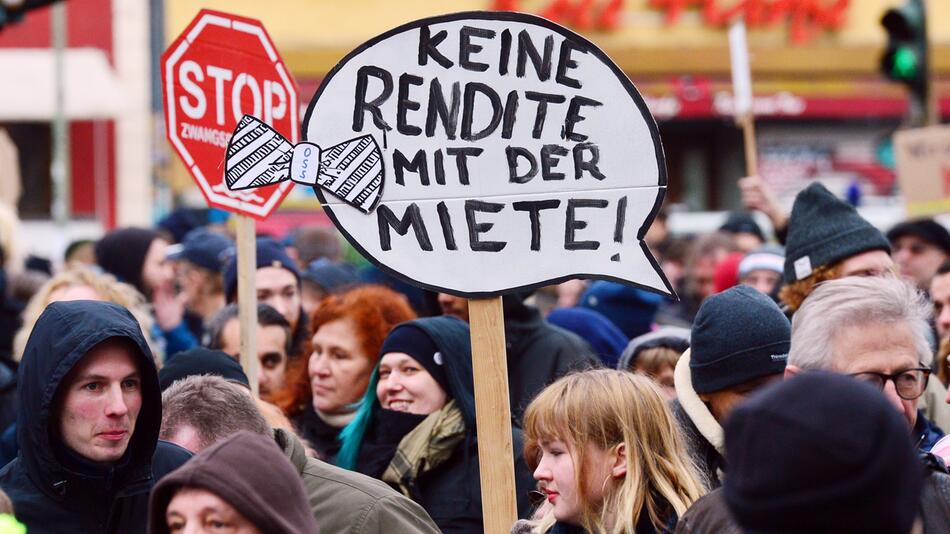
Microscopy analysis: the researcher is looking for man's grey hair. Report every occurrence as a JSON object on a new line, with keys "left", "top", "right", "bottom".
{"left": 789, "top": 275, "right": 933, "bottom": 370}
{"left": 160, "top": 375, "right": 270, "bottom": 451}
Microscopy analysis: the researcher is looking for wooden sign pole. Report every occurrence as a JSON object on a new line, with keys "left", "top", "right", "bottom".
{"left": 739, "top": 113, "right": 759, "bottom": 176}
{"left": 236, "top": 214, "right": 259, "bottom": 398}
{"left": 468, "top": 296, "right": 517, "bottom": 533}
{"left": 729, "top": 20, "right": 758, "bottom": 178}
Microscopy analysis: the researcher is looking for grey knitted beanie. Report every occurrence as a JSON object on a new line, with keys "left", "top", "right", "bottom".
{"left": 783, "top": 183, "right": 890, "bottom": 283}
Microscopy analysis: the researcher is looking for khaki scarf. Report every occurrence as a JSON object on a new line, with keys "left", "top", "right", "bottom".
{"left": 382, "top": 400, "right": 466, "bottom": 497}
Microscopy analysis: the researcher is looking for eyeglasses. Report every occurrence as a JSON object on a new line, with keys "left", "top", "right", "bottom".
{"left": 848, "top": 368, "right": 931, "bottom": 400}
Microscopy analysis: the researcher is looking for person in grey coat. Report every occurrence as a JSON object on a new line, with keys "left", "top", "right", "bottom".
{"left": 160, "top": 374, "right": 440, "bottom": 534}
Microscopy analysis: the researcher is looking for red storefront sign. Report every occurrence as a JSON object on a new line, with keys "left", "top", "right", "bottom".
{"left": 648, "top": 0, "right": 850, "bottom": 44}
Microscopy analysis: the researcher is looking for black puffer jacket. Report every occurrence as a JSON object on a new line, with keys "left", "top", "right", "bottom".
{"left": 344, "top": 316, "right": 536, "bottom": 533}
{"left": 675, "top": 466, "right": 950, "bottom": 534}
{"left": 0, "top": 300, "right": 191, "bottom": 533}
{"left": 503, "top": 296, "right": 599, "bottom": 423}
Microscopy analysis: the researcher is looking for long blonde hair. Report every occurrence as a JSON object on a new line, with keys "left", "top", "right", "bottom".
{"left": 523, "top": 370, "right": 706, "bottom": 533}
{"left": 13, "top": 267, "right": 157, "bottom": 362}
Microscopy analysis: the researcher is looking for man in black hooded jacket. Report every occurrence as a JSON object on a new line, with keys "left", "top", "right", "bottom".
{"left": 0, "top": 300, "right": 191, "bottom": 533}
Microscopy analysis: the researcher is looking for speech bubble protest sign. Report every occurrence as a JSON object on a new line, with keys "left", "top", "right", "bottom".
{"left": 300, "top": 12, "right": 671, "bottom": 298}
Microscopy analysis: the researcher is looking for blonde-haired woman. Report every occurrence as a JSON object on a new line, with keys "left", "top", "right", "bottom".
{"left": 13, "top": 267, "right": 158, "bottom": 362}
{"left": 515, "top": 369, "right": 706, "bottom": 534}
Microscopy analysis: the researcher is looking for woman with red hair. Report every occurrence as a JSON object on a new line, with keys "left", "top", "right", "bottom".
{"left": 272, "top": 284, "right": 416, "bottom": 460}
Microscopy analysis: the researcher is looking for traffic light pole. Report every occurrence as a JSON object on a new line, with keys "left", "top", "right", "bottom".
{"left": 881, "top": 0, "right": 933, "bottom": 128}
{"left": 924, "top": 0, "right": 938, "bottom": 126}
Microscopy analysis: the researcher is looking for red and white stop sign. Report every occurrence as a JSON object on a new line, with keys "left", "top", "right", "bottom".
{"left": 161, "top": 10, "right": 298, "bottom": 219}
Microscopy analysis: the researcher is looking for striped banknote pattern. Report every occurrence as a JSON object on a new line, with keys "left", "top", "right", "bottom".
{"left": 225, "top": 115, "right": 293, "bottom": 190}
{"left": 317, "top": 135, "right": 383, "bottom": 213}
{"left": 224, "top": 115, "right": 384, "bottom": 213}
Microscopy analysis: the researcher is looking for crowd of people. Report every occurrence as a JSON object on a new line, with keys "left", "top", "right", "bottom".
{"left": 0, "top": 176, "right": 948, "bottom": 533}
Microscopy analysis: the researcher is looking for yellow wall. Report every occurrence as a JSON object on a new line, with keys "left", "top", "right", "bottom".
{"left": 166, "top": 0, "right": 950, "bottom": 77}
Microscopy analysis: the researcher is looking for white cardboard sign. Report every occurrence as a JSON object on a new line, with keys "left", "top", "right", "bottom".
{"left": 893, "top": 125, "right": 950, "bottom": 217}
{"left": 229, "top": 12, "right": 671, "bottom": 298}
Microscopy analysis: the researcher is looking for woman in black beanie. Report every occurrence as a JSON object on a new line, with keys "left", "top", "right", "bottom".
{"left": 337, "top": 316, "right": 534, "bottom": 533}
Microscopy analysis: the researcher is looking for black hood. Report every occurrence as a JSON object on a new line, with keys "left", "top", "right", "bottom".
{"left": 406, "top": 316, "right": 477, "bottom": 429}
{"left": 17, "top": 300, "right": 160, "bottom": 498}
{"left": 502, "top": 294, "right": 543, "bottom": 345}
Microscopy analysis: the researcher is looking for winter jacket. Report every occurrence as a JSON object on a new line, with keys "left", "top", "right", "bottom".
{"left": 916, "top": 410, "right": 946, "bottom": 452}
{"left": 514, "top": 512, "right": 677, "bottom": 533}
{"left": 0, "top": 356, "right": 16, "bottom": 433}
{"left": 0, "top": 268, "right": 23, "bottom": 365}
{"left": 274, "top": 427, "right": 439, "bottom": 534}
{"left": 922, "top": 468, "right": 950, "bottom": 532}
{"left": 341, "top": 316, "right": 536, "bottom": 534}
{"left": 671, "top": 351, "right": 725, "bottom": 488}
{"left": 0, "top": 268, "right": 20, "bottom": 433}
{"left": 675, "top": 469, "right": 950, "bottom": 534}
{"left": 503, "top": 296, "right": 600, "bottom": 423}
{"left": 674, "top": 490, "right": 740, "bottom": 534}
{"left": 919, "top": 378, "right": 950, "bottom": 441}
{"left": 293, "top": 404, "right": 344, "bottom": 462}
{"left": 0, "top": 300, "right": 191, "bottom": 533}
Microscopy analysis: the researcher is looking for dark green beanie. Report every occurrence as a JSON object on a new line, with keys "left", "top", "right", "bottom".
{"left": 783, "top": 183, "right": 890, "bottom": 283}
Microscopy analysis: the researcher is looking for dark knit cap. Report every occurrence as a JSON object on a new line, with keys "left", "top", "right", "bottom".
{"left": 379, "top": 324, "right": 451, "bottom": 395}
{"left": 690, "top": 285, "right": 789, "bottom": 394}
{"left": 302, "top": 258, "right": 359, "bottom": 293}
{"left": 617, "top": 326, "right": 690, "bottom": 371}
{"left": 156, "top": 207, "right": 209, "bottom": 243}
{"left": 887, "top": 218, "right": 950, "bottom": 254}
{"left": 166, "top": 228, "right": 235, "bottom": 274}
{"left": 719, "top": 211, "right": 765, "bottom": 242}
{"left": 95, "top": 227, "right": 161, "bottom": 295}
{"left": 724, "top": 372, "right": 924, "bottom": 534}
{"left": 149, "top": 431, "right": 319, "bottom": 534}
{"left": 158, "top": 347, "right": 249, "bottom": 391}
{"left": 579, "top": 281, "right": 663, "bottom": 339}
{"left": 738, "top": 245, "right": 785, "bottom": 278}
{"left": 224, "top": 237, "right": 300, "bottom": 301}
{"left": 784, "top": 183, "right": 890, "bottom": 283}
{"left": 547, "top": 307, "right": 629, "bottom": 368}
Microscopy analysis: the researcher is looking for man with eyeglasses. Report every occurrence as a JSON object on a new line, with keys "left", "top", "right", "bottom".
{"left": 778, "top": 183, "right": 950, "bottom": 435}
{"left": 782, "top": 276, "right": 950, "bottom": 532}
{"left": 786, "top": 276, "right": 942, "bottom": 449}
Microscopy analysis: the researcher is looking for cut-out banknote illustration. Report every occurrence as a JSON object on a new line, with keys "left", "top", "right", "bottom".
{"left": 225, "top": 115, "right": 384, "bottom": 214}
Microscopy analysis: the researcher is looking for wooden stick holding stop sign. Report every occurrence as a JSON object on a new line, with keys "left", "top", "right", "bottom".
{"left": 235, "top": 215, "right": 259, "bottom": 398}
{"left": 468, "top": 297, "right": 517, "bottom": 532}
{"left": 161, "top": 10, "right": 301, "bottom": 400}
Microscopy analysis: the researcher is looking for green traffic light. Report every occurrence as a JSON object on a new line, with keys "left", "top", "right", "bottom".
{"left": 891, "top": 47, "right": 919, "bottom": 79}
